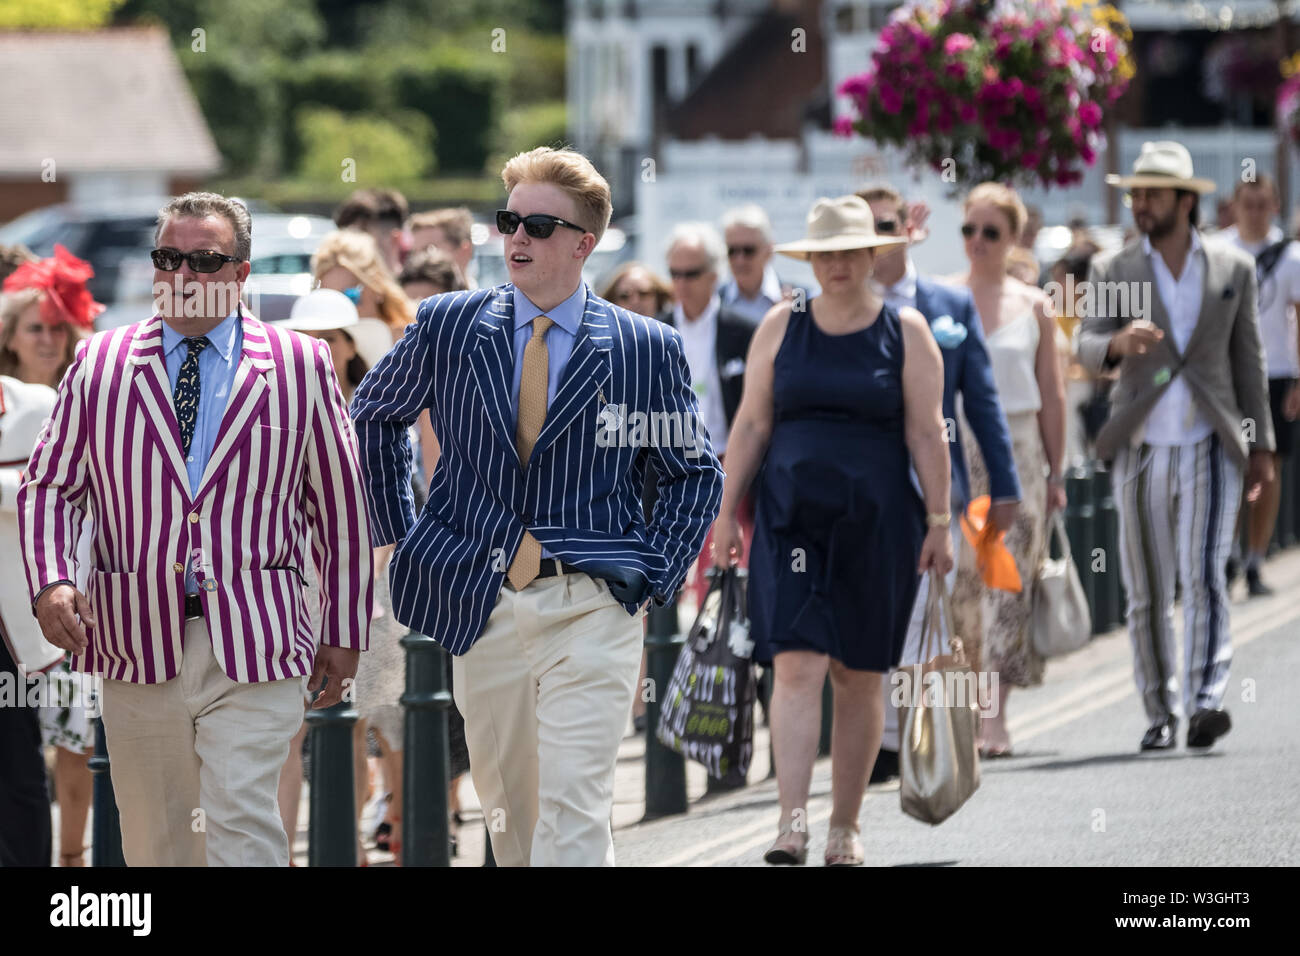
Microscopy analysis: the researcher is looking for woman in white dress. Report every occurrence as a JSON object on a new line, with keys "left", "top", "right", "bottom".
{"left": 951, "top": 184, "right": 1067, "bottom": 758}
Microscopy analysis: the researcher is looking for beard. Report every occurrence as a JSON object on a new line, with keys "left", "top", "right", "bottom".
{"left": 1137, "top": 206, "right": 1180, "bottom": 240}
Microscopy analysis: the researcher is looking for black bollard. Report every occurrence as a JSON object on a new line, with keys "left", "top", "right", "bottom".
{"left": 1065, "top": 465, "right": 1096, "bottom": 627}
{"left": 643, "top": 596, "right": 688, "bottom": 819}
{"left": 483, "top": 822, "right": 496, "bottom": 867}
{"left": 1276, "top": 456, "right": 1295, "bottom": 550}
{"left": 305, "top": 688, "right": 358, "bottom": 867}
{"left": 401, "top": 631, "right": 451, "bottom": 866}
{"left": 1093, "top": 465, "right": 1120, "bottom": 633}
{"left": 88, "top": 717, "right": 125, "bottom": 867}
{"left": 818, "top": 677, "right": 833, "bottom": 756}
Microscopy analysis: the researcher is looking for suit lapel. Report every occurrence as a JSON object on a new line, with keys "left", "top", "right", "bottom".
{"left": 128, "top": 317, "right": 191, "bottom": 498}
{"left": 1126, "top": 244, "right": 1180, "bottom": 362}
{"left": 531, "top": 290, "right": 613, "bottom": 466}
{"left": 193, "top": 311, "right": 274, "bottom": 502}
{"left": 1182, "top": 239, "right": 1222, "bottom": 360}
{"left": 467, "top": 287, "right": 522, "bottom": 467}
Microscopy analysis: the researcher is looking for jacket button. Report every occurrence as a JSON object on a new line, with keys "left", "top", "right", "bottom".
{"left": 172, "top": 562, "right": 184, "bottom": 573}
{"left": 189, "top": 513, "right": 199, "bottom": 524}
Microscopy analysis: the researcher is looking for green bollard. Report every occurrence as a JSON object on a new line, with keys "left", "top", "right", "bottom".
{"left": 643, "top": 597, "right": 688, "bottom": 819}
{"left": 1093, "top": 465, "right": 1120, "bottom": 633}
{"left": 306, "top": 689, "right": 358, "bottom": 867}
{"left": 89, "top": 717, "right": 126, "bottom": 867}
{"left": 818, "top": 676, "right": 833, "bottom": 756}
{"left": 401, "top": 631, "right": 451, "bottom": 867}
{"left": 1065, "top": 465, "right": 1096, "bottom": 627}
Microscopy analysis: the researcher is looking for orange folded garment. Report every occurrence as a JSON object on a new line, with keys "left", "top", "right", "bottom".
{"left": 959, "top": 495, "right": 1022, "bottom": 593}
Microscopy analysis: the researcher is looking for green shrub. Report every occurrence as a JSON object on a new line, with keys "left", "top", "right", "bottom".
{"left": 489, "top": 100, "right": 569, "bottom": 172}
{"left": 279, "top": 52, "right": 389, "bottom": 170}
{"left": 295, "top": 106, "right": 435, "bottom": 184}
{"left": 182, "top": 52, "right": 276, "bottom": 177}
{"left": 387, "top": 48, "right": 505, "bottom": 174}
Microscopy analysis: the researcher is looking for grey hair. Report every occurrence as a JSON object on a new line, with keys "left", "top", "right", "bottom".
{"left": 666, "top": 221, "right": 726, "bottom": 272}
{"left": 155, "top": 192, "right": 252, "bottom": 261}
{"left": 720, "top": 203, "right": 773, "bottom": 243}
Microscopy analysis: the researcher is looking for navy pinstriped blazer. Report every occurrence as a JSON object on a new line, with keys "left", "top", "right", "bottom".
{"left": 351, "top": 283, "right": 725, "bottom": 655}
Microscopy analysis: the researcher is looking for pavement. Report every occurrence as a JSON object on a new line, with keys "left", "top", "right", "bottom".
{"left": 54, "top": 547, "right": 1297, "bottom": 867}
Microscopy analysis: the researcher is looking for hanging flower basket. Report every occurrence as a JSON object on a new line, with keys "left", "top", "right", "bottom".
{"left": 1276, "top": 54, "right": 1300, "bottom": 147}
{"left": 834, "top": 0, "right": 1134, "bottom": 191}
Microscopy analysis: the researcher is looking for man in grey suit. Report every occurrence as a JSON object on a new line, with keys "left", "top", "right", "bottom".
{"left": 1077, "top": 141, "right": 1274, "bottom": 752}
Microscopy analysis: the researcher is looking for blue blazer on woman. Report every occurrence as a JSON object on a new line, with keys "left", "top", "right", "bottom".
{"left": 351, "top": 283, "right": 724, "bottom": 655}
{"left": 914, "top": 276, "right": 1021, "bottom": 507}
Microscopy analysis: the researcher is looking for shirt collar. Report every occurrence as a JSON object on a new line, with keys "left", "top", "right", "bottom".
{"left": 1142, "top": 227, "right": 1204, "bottom": 264}
{"left": 674, "top": 293, "right": 721, "bottom": 330}
{"left": 720, "top": 265, "right": 783, "bottom": 306}
{"left": 161, "top": 308, "right": 242, "bottom": 362}
{"left": 513, "top": 282, "right": 586, "bottom": 337}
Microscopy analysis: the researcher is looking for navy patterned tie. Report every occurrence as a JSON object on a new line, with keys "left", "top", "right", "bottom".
{"left": 173, "top": 336, "right": 209, "bottom": 456}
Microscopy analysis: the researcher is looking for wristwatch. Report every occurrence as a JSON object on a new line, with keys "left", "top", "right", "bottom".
{"left": 926, "top": 512, "right": 951, "bottom": 528}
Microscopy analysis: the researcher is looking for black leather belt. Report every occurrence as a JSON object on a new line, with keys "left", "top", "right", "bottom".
{"left": 536, "top": 558, "right": 584, "bottom": 579}
{"left": 184, "top": 593, "right": 203, "bottom": 621}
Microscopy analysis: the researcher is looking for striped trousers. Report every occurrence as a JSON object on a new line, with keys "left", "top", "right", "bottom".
{"left": 1112, "top": 434, "right": 1241, "bottom": 725}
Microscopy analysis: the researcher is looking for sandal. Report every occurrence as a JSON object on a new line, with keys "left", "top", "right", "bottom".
{"left": 763, "top": 823, "right": 808, "bottom": 865}
{"left": 824, "top": 825, "right": 864, "bottom": 866}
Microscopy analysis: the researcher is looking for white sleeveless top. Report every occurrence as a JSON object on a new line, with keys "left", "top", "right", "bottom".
{"left": 985, "top": 310, "right": 1041, "bottom": 415}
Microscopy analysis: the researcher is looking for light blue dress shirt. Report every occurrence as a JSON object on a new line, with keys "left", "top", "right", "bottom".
{"left": 162, "top": 310, "right": 243, "bottom": 595}
{"left": 510, "top": 284, "right": 585, "bottom": 560}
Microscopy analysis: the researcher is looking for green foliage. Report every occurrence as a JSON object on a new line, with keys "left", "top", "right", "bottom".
{"left": 499, "top": 30, "right": 566, "bottom": 106}
{"left": 489, "top": 100, "right": 569, "bottom": 173}
{"left": 0, "top": 0, "right": 127, "bottom": 28}
{"left": 182, "top": 52, "right": 276, "bottom": 177}
{"left": 117, "top": 0, "right": 324, "bottom": 59}
{"left": 295, "top": 106, "right": 435, "bottom": 184}
{"left": 388, "top": 48, "right": 505, "bottom": 174}
{"left": 279, "top": 52, "right": 391, "bottom": 171}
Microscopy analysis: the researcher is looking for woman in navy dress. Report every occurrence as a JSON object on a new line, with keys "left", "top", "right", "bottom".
{"left": 712, "top": 196, "right": 953, "bottom": 865}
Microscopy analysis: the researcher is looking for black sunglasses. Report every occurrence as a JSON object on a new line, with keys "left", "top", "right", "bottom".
{"left": 961, "top": 223, "right": 1002, "bottom": 242}
{"left": 151, "top": 248, "right": 242, "bottom": 273}
{"left": 496, "top": 209, "right": 587, "bottom": 239}
{"left": 669, "top": 267, "right": 708, "bottom": 281}
{"left": 727, "top": 244, "right": 759, "bottom": 258}
{"left": 874, "top": 219, "right": 900, "bottom": 234}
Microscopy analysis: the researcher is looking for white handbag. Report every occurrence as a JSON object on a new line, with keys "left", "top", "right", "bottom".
{"left": 1031, "top": 513, "right": 1091, "bottom": 658}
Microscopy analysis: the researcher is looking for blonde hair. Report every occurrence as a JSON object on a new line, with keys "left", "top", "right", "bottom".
{"left": 964, "top": 182, "right": 1027, "bottom": 239}
{"left": 0, "top": 288, "right": 86, "bottom": 384}
{"left": 409, "top": 207, "right": 473, "bottom": 246}
{"left": 501, "top": 147, "right": 612, "bottom": 245}
{"left": 312, "top": 229, "right": 414, "bottom": 332}
{"left": 1005, "top": 246, "right": 1041, "bottom": 285}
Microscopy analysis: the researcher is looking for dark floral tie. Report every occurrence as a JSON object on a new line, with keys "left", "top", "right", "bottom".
{"left": 173, "top": 336, "right": 209, "bottom": 456}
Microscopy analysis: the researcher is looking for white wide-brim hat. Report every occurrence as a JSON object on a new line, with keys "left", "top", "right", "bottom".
{"left": 1105, "top": 140, "right": 1217, "bottom": 194}
{"left": 280, "top": 289, "right": 392, "bottom": 369}
{"left": 774, "top": 195, "right": 908, "bottom": 260}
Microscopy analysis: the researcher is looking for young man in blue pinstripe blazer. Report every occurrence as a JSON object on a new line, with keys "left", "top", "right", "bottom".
{"left": 352, "top": 148, "right": 724, "bottom": 866}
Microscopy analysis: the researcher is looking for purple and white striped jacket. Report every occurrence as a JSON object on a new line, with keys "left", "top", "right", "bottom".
{"left": 18, "top": 313, "right": 373, "bottom": 684}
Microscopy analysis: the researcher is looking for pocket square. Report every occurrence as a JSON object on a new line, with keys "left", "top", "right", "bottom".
{"left": 720, "top": 357, "right": 746, "bottom": 378}
{"left": 930, "top": 314, "right": 968, "bottom": 348}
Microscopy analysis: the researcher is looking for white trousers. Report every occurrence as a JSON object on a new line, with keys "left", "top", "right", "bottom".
{"left": 880, "top": 521, "right": 964, "bottom": 752}
{"left": 453, "top": 572, "right": 644, "bottom": 867}
{"left": 1112, "top": 436, "right": 1241, "bottom": 723}
{"left": 100, "top": 619, "right": 305, "bottom": 866}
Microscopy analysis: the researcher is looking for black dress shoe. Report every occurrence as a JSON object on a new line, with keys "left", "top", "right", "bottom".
{"left": 869, "top": 747, "right": 899, "bottom": 783}
{"left": 1246, "top": 566, "right": 1274, "bottom": 597}
{"left": 1187, "top": 708, "right": 1232, "bottom": 749}
{"left": 1140, "top": 717, "right": 1177, "bottom": 751}
{"left": 1225, "top": 555, "right": 1241, "bottom": 589}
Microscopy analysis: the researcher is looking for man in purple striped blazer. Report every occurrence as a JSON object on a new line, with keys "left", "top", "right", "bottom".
{"left": 18, "top": 193, "right": 373, "bottom": 866}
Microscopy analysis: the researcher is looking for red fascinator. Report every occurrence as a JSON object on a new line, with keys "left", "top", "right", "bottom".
{"left": 2, "top": 244, "right": 105, "bottom": 331}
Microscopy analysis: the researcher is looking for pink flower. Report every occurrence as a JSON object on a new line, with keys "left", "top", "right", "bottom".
{"left": 1021, "top": 150, "right": 1041, "bottom": 170}
{"left": 1079, "top": 101, "right": 1103, "bottom": 129}
{"left": 878, "top": 81, "right": 904, "bottom": 115}
{"left": 833, "top": 115, "right": 856, "bottom": 138}
{"left": 959, "top": 102, "right": 978, "bottom": 123}
{"left": 944, "top": 33, "right": 975, "bottom": 56}
{"left": 838, "top": 74, "right": 873, "bottom": 99}
{"left": 946, "top": 60, "right": 967, "bottom": 79}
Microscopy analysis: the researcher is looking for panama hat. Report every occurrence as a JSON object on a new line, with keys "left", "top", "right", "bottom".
{"left": 1105, "top": 140, "right": 1216, "bottom": 194}
{"left": 279, "top": 288, "right": 392, "bottom": 369}
{"left": 774, "top": 195, "right": 909, "bottom": 260}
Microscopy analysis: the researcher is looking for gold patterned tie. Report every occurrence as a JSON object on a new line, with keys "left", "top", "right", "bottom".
{"left": 507, "top": 314, "right": 554, "bottom": 590}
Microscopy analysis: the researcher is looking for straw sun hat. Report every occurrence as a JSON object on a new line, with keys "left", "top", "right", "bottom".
{"left": 774, "top": 195, "right": 909, "bottom": 260}
{"left": 1105, "top": 140, "right": 1216, "bottom": 194}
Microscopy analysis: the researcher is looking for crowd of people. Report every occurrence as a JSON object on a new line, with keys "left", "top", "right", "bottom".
{"left": 0, "top": 136, "right": 1293, "bottom": 867}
